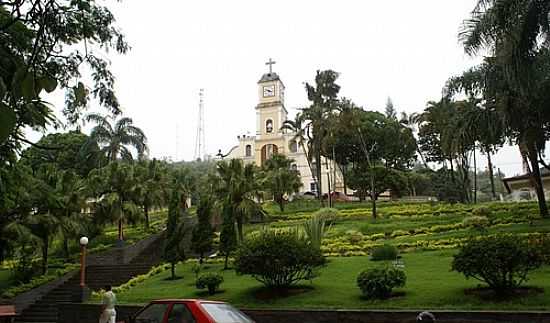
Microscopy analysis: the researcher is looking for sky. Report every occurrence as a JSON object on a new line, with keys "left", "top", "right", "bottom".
{"left": 36, "top": 0, "right": 530, "bottom": 177}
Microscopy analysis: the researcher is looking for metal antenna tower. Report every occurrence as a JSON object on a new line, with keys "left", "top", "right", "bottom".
{"left": 194, "top": 89, "right": 205, "bottom": 160}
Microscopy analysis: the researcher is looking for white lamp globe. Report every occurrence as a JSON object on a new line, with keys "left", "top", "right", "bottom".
{"left": 80, "top": 236, "right": 89, "bottom": 246}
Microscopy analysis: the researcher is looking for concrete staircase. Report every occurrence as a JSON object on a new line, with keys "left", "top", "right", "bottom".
{"left": 15, "top": 234, "right": 164, "bottom": 323}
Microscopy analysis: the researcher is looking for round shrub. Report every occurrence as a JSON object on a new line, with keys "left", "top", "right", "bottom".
{"left": 234, "top": 230, "right": 325, "bottom": 288}
{"left": 195, "top": 273, "right": 224, "bottom": 295}
{"left": 313, "top": 208, "right": 340, "bottom": 224}
{"left": 370, "top": 244, "right": 398, "bottom": 261}
{"left": 472, "top": 206, "right": 491, "bottom": 217}
{"left": 452, "top": 235, "right": 542, "bottom": 292}
{"left": 462, "top": 215, "right": 489, "bottom": 230}
{"left": 357, "top": 266, "right": 406, "bottom": 299}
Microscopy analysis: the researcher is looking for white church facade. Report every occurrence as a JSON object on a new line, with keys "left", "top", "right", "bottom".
{"left": 224, "top": 61, "right": 346, "bottom": 195}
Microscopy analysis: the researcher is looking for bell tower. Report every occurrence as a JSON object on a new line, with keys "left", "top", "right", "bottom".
{"left": 256, "top": 58, "right": 287, "bottom": 137}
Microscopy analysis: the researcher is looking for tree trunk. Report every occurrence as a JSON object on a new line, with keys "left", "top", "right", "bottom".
{"left": 63, "top": 239, "right": 70, "bottom": 261}
{"left": 527, "top": 144, "right": 549, "bottom": 218}
{"left": 277, "top": 196, "right": 285, "bottom": 212}
{"left": 224, "top": 254, "right": 229, "bottom": 270}
{"left": 486, "top": 151, "right": 497, "bottom": 200}
{"left": 473, "top": 145, "right": 477, "bottom": 204}
{"left": 315, "top": 144, "right": 323, "bottom": 205}
{"left": 144, "top": 204, "right": 149, "bottom": 229}
{"left": 341, "top": 164, "right": 348, "bottom": 196}
{"left": 118, "top": 219, "right": 123, "bottom": 241}
{"left": 199, "top": 251, "right": 204, "bottom": 265}
{"left": 42, "top": 238, "right": 49, "bottom": 275}
{"left": 236, "top": 218, "right": 243, "bottom": 243}
{"left": 171, "top": 263, "right": 175, "bottom": 280}
{"left": 371, "top": 193, "right": 377, "bottom": 219}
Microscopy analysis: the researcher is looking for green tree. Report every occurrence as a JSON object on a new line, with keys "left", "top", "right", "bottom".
{"left": 20, "top": 131, "right": 102, "bottom": 177}
{"left": 191, "top": 197, "right": 214, "bottom": 264}
{"left": 349, "top": 109, "right": 416, "bottom": 217}
{"left": 134, "top": 159, "right": 169, "bottom": 228}
{"left": 302, "top": 70, "right": 341, "bottom": 201}
{"left": 281, "top": 113, "right": 319, "bottom": 195}
{"left": 461, "top": 0, "right": 550, "bottom": 216}
{"left": 163, "top": 190, "right": 186, "bottom": 280}
{"left": 85, "top": 113, "right": 147, "bottom": 162}
{"left": 215, "top": 159, "right": 262, "bottom": 242}
{"left": 219, "top": 200, "right": 237, "bottom": 270}
{"left": 261, "top": 154, "right": 302, "bottom": 212}
{"left": 88, "top": 162, "right": 142, "bottom": 243}
{"left": 0, "top": 1, "right": 129, "bottom": 161}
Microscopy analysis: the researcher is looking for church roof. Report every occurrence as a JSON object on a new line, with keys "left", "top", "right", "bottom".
{"left": 258, "top": 72, "right": 281, "bottom": 83}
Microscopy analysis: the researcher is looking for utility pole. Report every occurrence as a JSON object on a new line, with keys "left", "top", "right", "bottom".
{"left": 194, "top": 89, "right": 206, "bottom": 160}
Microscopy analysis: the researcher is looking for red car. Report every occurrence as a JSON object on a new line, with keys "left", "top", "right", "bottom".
{"left": 127, "top": 299, "right": 255, "bottom": 323}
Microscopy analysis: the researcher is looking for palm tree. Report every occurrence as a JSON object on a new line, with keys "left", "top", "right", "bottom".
{"left": 281, "top": 113, "right": 318, "bottom": 194}
{"left": 216, "top": 159, "right": 262, "bottom": 242}
{"left": 134, "top": 159, "right": 169, "bottom": 228}
{"left": 461, "top": 0, "right": 550, "bottom": 216}
{"left": 399, "top": 111, "right": 428, "bottom": 168}
{"left": 89, "top": 162, "right": 142, "bottom": 243}
{"left": 85, "top": 113, "right": 148, "bottom": 162}
{"left": 261, "top": 154, "right": 302, "bottom": 212}
{"left": 301, "top": 70, "right": 341, "bottom": 201}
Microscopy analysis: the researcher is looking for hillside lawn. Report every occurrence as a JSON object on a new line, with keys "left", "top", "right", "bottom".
{"left": 114, "top": 250, "right": 550, "bottom": 310}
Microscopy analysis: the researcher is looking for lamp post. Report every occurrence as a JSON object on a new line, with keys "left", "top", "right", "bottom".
{"left": 79, "top": 236, "right": 89, "bottom": 288}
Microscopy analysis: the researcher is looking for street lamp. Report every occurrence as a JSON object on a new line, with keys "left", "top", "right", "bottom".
{"left": 79, "top": 236, "right": 89, "bottom": 287}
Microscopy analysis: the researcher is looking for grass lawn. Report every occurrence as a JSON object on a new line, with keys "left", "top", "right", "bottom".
{"left": 113, "top": 250, "right": 550, "bottom": 310}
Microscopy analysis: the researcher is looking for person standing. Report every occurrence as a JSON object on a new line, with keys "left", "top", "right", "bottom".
{"left": 99, "top": 285, "right": 117, "bottom": 323}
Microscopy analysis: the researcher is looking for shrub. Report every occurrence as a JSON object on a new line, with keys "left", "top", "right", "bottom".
{"left": 462, "top": 216, "right": 489, "bottom": 230}
{"left": 452, "top": 235, "right": 542, "bottom": 292}
{"left": 370, "top": 244, "right": 398, "bottom": 261}
{"left": 312, "top": 208, "right": 340, "bottom": 224}
{"left": 303, "top": 214, "right": 330, "bottom": 251}
{"left": 472, "top": 206, "right": 491, "bottom": 217}
{"left": 195, "top": 273, "right": 224, "bottom": 295}
{"left": 357, "top": 266, "right": 406, "bottom": 299}
{"left": 346, "top": 230, "right": 364, "bottom": 244}
{"left": 234, "top": 230, "right": 325, "bottom": 288}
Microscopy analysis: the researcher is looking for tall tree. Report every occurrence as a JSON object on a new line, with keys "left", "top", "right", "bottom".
{"left": 134, "top": 159, "right": 168, "bottom": 228}
{"left": 261, "top": 154, "right": 302, "bottom": 212}
{"left": 85, "top": 113, "right": 147, "bottom": 162}
{"left": 385, "top": 97, "right": 397, "bottom": 120}
{"left": 302, "top": 70, "right": 341, "bottom": 201}
{"left": 163, "top": 190, "right": 186, "bottom": 280}
{"left": 281, "top": 113, "right": 319, "bottom": 195}
{"left": 219, "top": 200, "right": 237, "bottom": 270}
{"left": 191, "top": 197, "right": 214, "bottom": 264}
{"left": 215, "top": 159, "right": 262, "bottom": 242}
{"left": 461, "top": 0, "right": 550, "bottom": 216}
{"left": 88, "top": 162, "right": 142, "bottom": 243}
{"left": 0, "top": 1, "right": 129, "bottom": 162}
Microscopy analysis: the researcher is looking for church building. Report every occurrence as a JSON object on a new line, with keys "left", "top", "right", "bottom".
{"left": 224, "top": 60, "right": 345, "bottom": 195}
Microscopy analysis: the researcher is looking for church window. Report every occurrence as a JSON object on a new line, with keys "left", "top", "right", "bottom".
{"left": 266, "top": 119, "right": 273, "bottom": 133}
{"left": 245, "top": 145, "right": 252, "bottom": 157}
{"left": 289, "top": 140, "right": 298, "bottom": 153}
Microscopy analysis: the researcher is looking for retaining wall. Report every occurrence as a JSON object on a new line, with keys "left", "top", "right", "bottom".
{"left": 57, "top": 303, "right": 550, "bottom": 323}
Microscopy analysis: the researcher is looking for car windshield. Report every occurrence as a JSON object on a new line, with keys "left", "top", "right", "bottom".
{"left": 201, "top": 303, "right": 254, "bottom": 323}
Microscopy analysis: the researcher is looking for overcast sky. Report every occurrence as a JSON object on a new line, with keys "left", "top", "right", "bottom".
{"left": 38, "top": 0, "right": 530, "bottom": 177}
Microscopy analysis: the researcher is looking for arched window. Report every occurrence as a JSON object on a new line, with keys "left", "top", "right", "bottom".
{"left": 245, "top": 145, "right": 252, "bottom": 157}
{"left": 289, "top": 140, "right": 298, "bottom": 153}
{"left": 266, "top": 119, "right": 273, "bottom": 133}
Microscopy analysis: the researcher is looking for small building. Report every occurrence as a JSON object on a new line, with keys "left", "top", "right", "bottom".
{"left": 502, "top": 169, "right": 550, "bottom": 199}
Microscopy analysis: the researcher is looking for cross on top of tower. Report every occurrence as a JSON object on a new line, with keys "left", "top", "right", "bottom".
{"left": 265, "top": 58, "right": 276, "bottom": 73}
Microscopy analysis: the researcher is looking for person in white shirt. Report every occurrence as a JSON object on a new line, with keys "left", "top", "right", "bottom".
{"left": 99, "top": 285, "right": 117, "bottom": 323}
